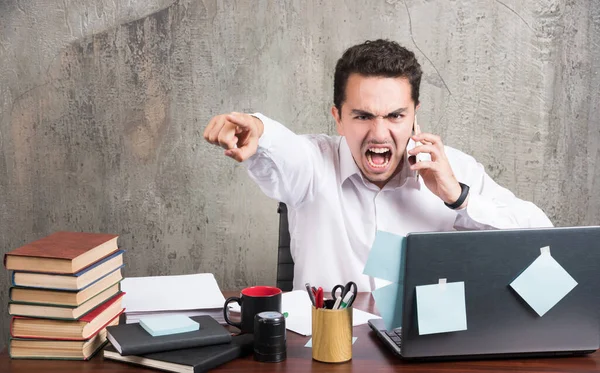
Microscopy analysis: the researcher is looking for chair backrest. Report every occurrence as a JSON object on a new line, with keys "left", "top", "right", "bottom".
{"left": 276, "top": 202, "right": 294, "bottom": 291}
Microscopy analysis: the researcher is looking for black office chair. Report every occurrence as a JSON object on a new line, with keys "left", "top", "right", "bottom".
{"left": 276, "top": 202, "right": 294, "bottom": 291}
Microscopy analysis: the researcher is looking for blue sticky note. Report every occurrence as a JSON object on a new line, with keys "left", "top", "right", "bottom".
{"left": 372, "top": 283, "right": 404, "bottom": 331}
{"left": 363, "top": 231, "right": 406, "bottom": 283}
{"left": 510, "top": 247, "right": 577, "bottom": 316}
{"left": 416, "top": 280, "right": 467, "bottom": 335}
{"left": 140, "top": 315, "right": 200, "bottom": 337}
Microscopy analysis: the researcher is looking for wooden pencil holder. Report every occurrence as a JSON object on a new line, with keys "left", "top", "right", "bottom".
{"left": 311, "top": 306, "right": 353, "bottom": 363}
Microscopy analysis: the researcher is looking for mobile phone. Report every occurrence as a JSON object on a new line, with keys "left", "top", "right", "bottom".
{"left": 407, "top": 115, "right": 420, "bottom": 166}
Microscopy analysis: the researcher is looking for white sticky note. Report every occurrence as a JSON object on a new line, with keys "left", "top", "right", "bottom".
{"left": 510, "top": 247, "right": 577, "bottom": 316}
{"left": 416, "top": 280, "right": 467, "bottom": 335}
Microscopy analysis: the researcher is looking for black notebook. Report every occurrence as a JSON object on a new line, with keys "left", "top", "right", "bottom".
{"left": 103, "top": 334, "right": 254, "bottom": 373}
{"left": 106, "top": 315, "right": 231, "bottom": 355}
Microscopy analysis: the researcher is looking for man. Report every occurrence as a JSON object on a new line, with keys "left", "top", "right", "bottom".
{"left": 204, "top": 39, "right": 552, "bottom": 291}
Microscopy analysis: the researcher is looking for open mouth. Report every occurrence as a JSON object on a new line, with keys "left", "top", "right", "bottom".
{"left": 365, "top": 147, "right": 392, "bottom": 170}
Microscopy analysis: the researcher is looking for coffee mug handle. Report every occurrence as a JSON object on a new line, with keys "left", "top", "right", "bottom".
{"left": 223, "top": 296, "right": 242, "bottom": 329}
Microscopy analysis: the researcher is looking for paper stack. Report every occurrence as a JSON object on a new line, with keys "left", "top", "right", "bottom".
{"left": 121, "top": 273, "right": 226, "bottom": 324}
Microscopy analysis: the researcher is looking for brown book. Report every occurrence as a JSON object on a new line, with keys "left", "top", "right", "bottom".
{"left": 9, "top": 285, "right": 121, "bottom": 320}
{"left": 4, "top": 231, "right": 119, "bottom": 274}
{"left": 11, "top": 293, "right": 124, "bottom": 340}
{"left": 9, "top": 325, "right": 114, "bottom": 360}
{"left": 10, "top": 270, "right": 123, "bottom": 306}
{"left": 11, "top": 251, "right": 124, "bottom": 291}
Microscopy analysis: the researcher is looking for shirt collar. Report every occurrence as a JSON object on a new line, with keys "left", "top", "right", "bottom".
{"left": 339, "top": 137, "right": 418, "bottom": 188}
{"left": 339, "top": 137, "right": 361, "bottom": 184}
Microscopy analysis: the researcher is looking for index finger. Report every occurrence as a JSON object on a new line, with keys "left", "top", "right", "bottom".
{"left": 413, "top": 132, "right": 442, "bottom": 146}
{"left": 225, "top": 112, "right": 255, "bottom": 130}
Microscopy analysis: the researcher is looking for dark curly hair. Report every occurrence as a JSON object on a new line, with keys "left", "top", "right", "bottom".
{"left": 333, "top": 39, "right": 422, "bottom": 113}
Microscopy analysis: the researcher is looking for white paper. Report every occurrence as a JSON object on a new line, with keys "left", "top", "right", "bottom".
{"left": 125, "top": 309, "right": 226, "bottom": 324}
{"left": 121, "top": 273, "right": 225, "bottom": 312}
{"left": 282, "top": 290, "right": 381, "bottom": 336}
{"left": 353, "top": 308, "right": 381, "bottom": 326}
{"left": 282, "top": 290, "right": 314, "bottom": 336}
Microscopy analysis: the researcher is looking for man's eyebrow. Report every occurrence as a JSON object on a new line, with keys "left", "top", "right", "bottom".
{"left": 350, "top": 109, "right": 375, "bottom": 117}
{"left": 385, "top": 108, "right": 408, "bottom": 116}
{"left": 349, "top": 108, "right": 408, "bottom": 117}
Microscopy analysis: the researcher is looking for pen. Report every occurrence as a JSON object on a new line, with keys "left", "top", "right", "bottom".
{"left": 315, "top": 287, "right": 324, "bottom": 309}
{"left": 339, "top": 291, "right": 354, "bottom": 309}
{"left": 332, "top": 296, "right": 342, "bottom": 310}
{"left": 305, "top": 283, "right": 316, "bottom": 307}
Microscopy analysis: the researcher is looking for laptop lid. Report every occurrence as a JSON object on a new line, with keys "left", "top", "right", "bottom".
{"left": 399, "top": 226, "right": 600, "bottom": 359}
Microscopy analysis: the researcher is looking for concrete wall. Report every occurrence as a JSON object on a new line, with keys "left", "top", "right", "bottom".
{"left": 1, "top": 0, "right": 598, "bottom": 350}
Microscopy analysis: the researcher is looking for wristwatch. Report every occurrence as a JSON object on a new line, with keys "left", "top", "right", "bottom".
{"left": 445, "top": 182, "right": 470, "bottom": 209}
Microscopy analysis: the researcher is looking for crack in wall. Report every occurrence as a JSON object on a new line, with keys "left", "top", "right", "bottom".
{"left": 403, "top": 0, "right": 452, "bottom": 97}
{"left": 493, "top": 0, "right": 536, "bottom": 34}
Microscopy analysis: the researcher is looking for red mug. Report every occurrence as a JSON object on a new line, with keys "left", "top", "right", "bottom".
{"left": 224, "top": 286, "right": 282, "bottom": 333}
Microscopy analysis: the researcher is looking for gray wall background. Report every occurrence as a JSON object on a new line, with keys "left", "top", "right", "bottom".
{"left": 0, "top": 0, "right": 598, "bottom": 350}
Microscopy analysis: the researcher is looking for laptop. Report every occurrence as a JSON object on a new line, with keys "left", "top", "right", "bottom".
{"left": 368, "top": 226, "right": 600, "bottom": 361}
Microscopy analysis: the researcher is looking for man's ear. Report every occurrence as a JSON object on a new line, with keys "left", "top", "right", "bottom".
{"left": 331, "top": 106, "right": 344, "bottom": 136}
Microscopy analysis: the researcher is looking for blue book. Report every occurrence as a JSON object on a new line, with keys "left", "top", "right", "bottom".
{"left": 140, "top": 315, "right": 200, "bottom": 337}
{"left": 11, "top": 250, "right": 125, "bottom": 291}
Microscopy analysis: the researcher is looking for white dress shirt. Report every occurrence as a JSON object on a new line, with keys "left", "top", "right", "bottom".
{"left": 245, "top": 114, "right": 553, "bottom": 291}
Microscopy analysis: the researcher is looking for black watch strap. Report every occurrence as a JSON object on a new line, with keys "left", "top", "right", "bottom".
{"left": 445, "top": 182, "right": 470, "bottom": 209}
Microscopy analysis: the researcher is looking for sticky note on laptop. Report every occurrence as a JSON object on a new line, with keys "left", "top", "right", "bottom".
{"left": 416, "top": 279, "right": 467, "bottom": 335}
{"left": 363, "top": 231, "right": 405, "bottom": 283}
{"left": 372, "top": 282, "right": 403, "bottom": 330}
{"left": 140, "top": 315, "right": 200, "bottom": 337}
{"left": 364, "top": 231, "right": 406, "bottom": 330}
{"left": 510, "top": 246, "right": 577, "bottom": 316}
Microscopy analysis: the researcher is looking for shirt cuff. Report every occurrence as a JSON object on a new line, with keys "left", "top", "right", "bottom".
{"left": 250, "top": 113, "right": 274, "bottom": 153}
{"left": 455, "top": 192, "right": 506, "bottom": 229}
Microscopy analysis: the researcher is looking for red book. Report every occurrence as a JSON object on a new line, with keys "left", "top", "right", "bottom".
{"left": 4, "top": 231, "right": 119, "bottom": 274}
{"left": 10, "top": 292, "right": 125, "bottom": 340}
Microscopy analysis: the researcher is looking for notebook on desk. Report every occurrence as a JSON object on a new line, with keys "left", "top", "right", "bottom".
{"left": 103, "top": 333, "right": 254, "bottom": 373}
{"left": 106, "top": 315, "right": 231, "bottom": 356}
{"left": 369, "top": 226, "right": 600, "bottom": 361}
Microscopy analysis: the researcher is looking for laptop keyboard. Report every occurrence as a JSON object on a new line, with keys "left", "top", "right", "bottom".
{"left": 385, "top": 328, "right": 402, "bottom": 348}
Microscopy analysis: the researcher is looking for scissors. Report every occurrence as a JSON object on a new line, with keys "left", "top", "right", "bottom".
{"left": 331, "top": 281, "right": 357, "bottom": 306}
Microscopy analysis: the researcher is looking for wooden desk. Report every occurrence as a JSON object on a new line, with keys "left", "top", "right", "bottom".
{"left": 1, "top": 291, "right": 599, "bottom": 372}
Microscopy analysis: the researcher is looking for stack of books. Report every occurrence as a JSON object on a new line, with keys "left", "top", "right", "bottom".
{"left": 3, "top": 231, "right": 125, "bottom": 360}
